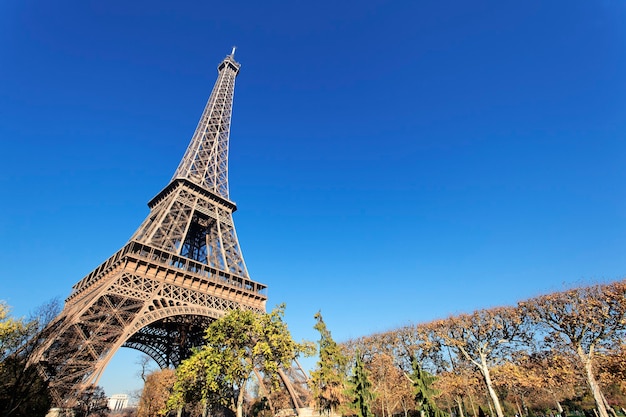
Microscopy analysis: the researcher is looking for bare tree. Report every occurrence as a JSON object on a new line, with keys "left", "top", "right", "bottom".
{"left": 136, "top": 354, "right": 155, "bottom": 383}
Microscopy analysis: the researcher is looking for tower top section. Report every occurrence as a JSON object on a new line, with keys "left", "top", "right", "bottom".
{"left": 218, "top": 51, "right": 240, "bottom": 75}
{"left": 172, "top": 52, "right": 241, "bottom": 199}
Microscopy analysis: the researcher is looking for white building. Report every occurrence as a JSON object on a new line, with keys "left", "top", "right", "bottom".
{"left": 108, "top": 394, "right": 129, "bottom": 412}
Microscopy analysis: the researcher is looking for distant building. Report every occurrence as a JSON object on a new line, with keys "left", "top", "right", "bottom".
{"left": 108, "top": 394, "right": 129, "bottom": 412}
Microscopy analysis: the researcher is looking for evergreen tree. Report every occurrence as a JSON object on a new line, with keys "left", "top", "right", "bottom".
{"left": 310, "top": 312, "right": 349, "bottom": 415}
{"left": 410, "top": 357, "right": 446, "bottom": 417}
{"left": 346, "top": 353, "right": 374, "bottom": 417}
{"left": 411, "top": 358, "right": 446, "bottom": 417}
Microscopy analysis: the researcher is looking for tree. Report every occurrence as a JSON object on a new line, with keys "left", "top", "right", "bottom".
{"left": 310, "top": 312, "right": 349, "bottom": 416}
{"left": 596, "top": 343, "right": 626, "bottom": 406}
{"left": 521, "top": 280, "right": 626, "bottom": 417}
{"left": 367, "top": 352, "right": 412, "bottom": 417}
{"left": 433, "top": 365, "right": 481, "bottom": 417}
{"left": 0, "top": 302, "right": 33, "bottom": 362}
{"left": 427, "top": 306, "right": 533, "bottom": 417}
{"left": 75, "top": 385, "right": 109, "bottom": 417}
{"left": 511, "top": 351, "right": 580, "bottom": 415}
{"left": 346, "top": 353, "right": 375, "bottom": 417}
{"left": 168, "top": 305, "right": 303, "bottom": 417}
{"left": 138, "top": 368, "right": 176, "bottom": 417}
{"left": 168, "top": 345, "right": 227, "bottom": 417}
{"left": 491, "top": 359, "right": 542, "bottom": 416}
{"left": 410, "top": 357, "right": 446, "bottom": 417}
{"left": 0, "top": 299, "right": 60, "bottom": 417}
{"left": 137, "top": 354, "right": 155, "bottom": 383}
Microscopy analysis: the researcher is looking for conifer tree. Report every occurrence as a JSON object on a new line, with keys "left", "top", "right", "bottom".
{"left": 310, "top": 312, "right": 349, "bottom": 415}
{"left": 347, "top": 353, "right": 374, "bottom": 417}
{"left": 411, "top": 357, "right": 446, "bottom": 417}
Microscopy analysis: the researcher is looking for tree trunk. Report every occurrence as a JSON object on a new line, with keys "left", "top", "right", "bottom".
{"left": 486, "top": 394, "right": 495, "bottom": 417}
{"left": 577, "top": 347, "right": 609, "bottom": 417}
{"left": 236, "top": 381, "right": 247, "bottom": 417}
{"left": 555, "top": 400, "right": 563, "bottom": 414}
{"left": 479, "top": 362, "right": 504, "bottom": 417}
{"left": 455, "top": 396, "right": 465, "bottom": 417}
{"left": 601, "top": 391, "right": 617, "bottom": 417}
{"left": 468, "top": 392, "right": 477, "bottom": 417}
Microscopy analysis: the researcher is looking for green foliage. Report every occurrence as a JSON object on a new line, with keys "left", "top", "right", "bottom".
{"left": 0, "top": 302, "right": 35, "bottom": 363}
{"left": 168, "top": 344, "right": 231, "bottom": 413}
{"left": 346, "top": 353, "right": 374, "bottom": 417}
{"left": 410, "top": 357, "right": 446, "bottom": 417}
{"left": 168, "top": 305, "right": 302, "bottom": 417}
{"left": 310, "top": 311, "right": 349, "bottom": 415}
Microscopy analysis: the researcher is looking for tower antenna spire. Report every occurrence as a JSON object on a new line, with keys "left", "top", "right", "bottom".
{"left": 231, "top": 46, "right": 237, "bottom": 56}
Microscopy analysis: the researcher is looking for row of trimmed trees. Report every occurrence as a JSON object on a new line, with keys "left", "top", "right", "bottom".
{"left": 340, "top": 280, "right": 626, "bottom": 417}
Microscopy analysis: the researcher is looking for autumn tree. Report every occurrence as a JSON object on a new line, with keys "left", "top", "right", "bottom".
{"left": 310, "top": 312, "right": 349, "bottom": 416}
{"left": 138, "top": 368, "right": 176, "bottom": 417}
{"left": 367, "top": 352, "right": 412, "bottom": 417}
{"left": 519, "top": 351, "right": 580, "bottom": 414}
{"left": 433, "top": 358, "right": 481, "bottom": 417}
{"left": 168, "top": 305, "right": 303, "bottom": 417}
{"left": 521, "top": 280, "right": 626, "bottom": 417}
{"left": 395, "top": 325, "right": 443, "bottom": 375}
{"left": 427, "top": 306, "right": 533, "bottom": 417}
{"left": 596, "top": 343, "right": 626, "bottom": 405}
{"left": 0, "top": 302, "right": 33, "bottom": 360}
{"left": 491, "top": 359, "right": 542, "bottom": 416}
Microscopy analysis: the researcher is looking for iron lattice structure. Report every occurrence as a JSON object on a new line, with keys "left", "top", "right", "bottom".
{"left": 33, "top": 52, "right": 269, "bottom": 406}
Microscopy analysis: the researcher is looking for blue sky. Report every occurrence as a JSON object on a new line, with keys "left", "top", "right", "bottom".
{"left": 1, "top": 0, "right": 625, "bottom": 398}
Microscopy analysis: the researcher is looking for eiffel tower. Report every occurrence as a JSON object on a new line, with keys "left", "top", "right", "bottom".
{"left": 34, "top": 50, "right": 267, "bottom": 406}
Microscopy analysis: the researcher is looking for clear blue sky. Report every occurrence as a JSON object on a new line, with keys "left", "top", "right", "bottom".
{"left": 1, "top": 0, "right": 625, "bottom": 398}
